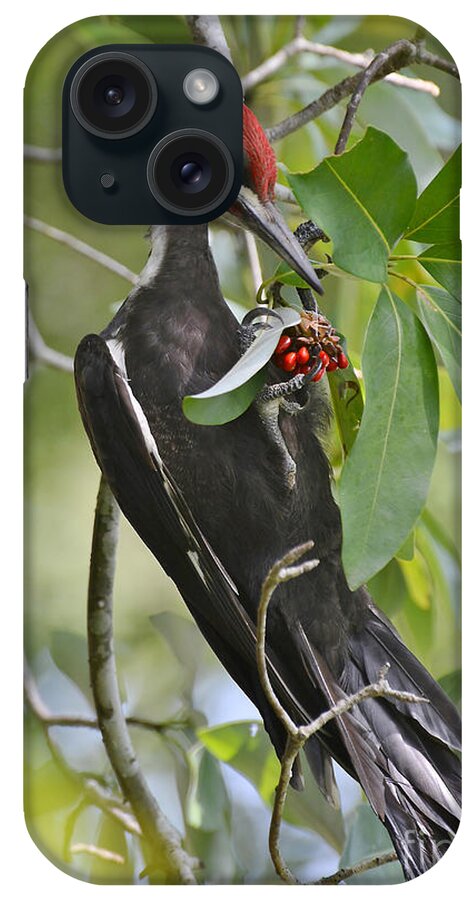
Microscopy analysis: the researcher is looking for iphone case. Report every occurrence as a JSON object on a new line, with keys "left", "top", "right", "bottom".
{"left": 24, "top": 15, "right": 461, "bottom": 885}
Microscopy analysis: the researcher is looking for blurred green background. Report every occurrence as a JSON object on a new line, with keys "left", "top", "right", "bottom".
{"left": 24, "top": 15, "right": 461, "bottom": 884}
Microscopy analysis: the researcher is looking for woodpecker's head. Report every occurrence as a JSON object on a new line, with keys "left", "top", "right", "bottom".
{"left": 231, "top": 105, "right": 323, "bottom": 295}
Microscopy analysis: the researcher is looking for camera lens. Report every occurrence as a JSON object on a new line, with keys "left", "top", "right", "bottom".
{"left": 147, "top": 130, "right": 234, "bottom": 216}
{"left": 70, "top": 52, "right": 157, "bottom": 139}
{"left": 172, "top": 154, "right": 212, "bottom": 194}
{"left": 104, "top": 86, "right": 124, "bottom": 106}
{"left": 180, "top": 162, "right": 202, "bottom": 185}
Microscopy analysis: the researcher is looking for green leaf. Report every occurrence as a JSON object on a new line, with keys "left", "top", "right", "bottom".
{"left": 418, "top": 242, "right": 461, "bottom": 301}
{"left": 50, "top": 630, "right": 93, "bottom": 702}
{"left": 90, "top": 813, "right": 133, "bottom": 881}
{"left": 150, "top": 612, "right": 204, "bottom": 689}
{"left": 182, "top": 307, "right": 301, "bottom": 426}
{"left": 338, "top": 805, "right": 403, "bottom": 884}
{"left": 287, "top": 127, "right": 417, "bottom": 283}
{"left": 183, "top": 369, "right": 266, "bottom": 427}
{"left": 340, "top": 288, "right": 439, "bottom": 589}
{"left": 198, "top": 721, "right": 345, "bottom": 851}
{"left": 328, "top": 339, "right": 363, "bottom": 457}
{"left": 25, "top": 757, "right": 82, "bottom": 816}
{"left": 186, "top": 748, "right": 231, "bottom": 832}
{"left": 396, "top": 529, "right": 415, "bottom": 561}
{"left": 405, "top": 145, "right": 461, "bottom": 243}
{"left": 416, "top": 285, "right": 461, "bottom": 401}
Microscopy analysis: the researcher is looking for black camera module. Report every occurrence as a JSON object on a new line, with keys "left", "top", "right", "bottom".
{"left": 63, "top": 45, "right": 243, "bottom": 223}
{"left": 70, "top": 51, "right": 158, "bottom": 139}
{"left": 147, "top": 129, "right": 234, "bottom": 216}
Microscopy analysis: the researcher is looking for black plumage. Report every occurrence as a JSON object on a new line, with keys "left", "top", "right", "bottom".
{"left": 74, "top": 223, "right": 461, "bottom": 880}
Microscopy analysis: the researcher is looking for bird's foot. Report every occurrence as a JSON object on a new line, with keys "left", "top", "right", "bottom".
{"left": 258, "top": 373, "right": 306, "bottom": 402}
{"left": 294, "top": 220, "right": 330, "bottom": 252}
{"left": 238, "top": 323, "right": 259, "bottom": 355}
{"left": 255, "top": 396, "right": 297, "bottom": 491}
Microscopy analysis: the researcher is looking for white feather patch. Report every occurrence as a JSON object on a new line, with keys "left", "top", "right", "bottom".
{"left": 135, "top": 226, "right": 169, "bottom": 289}
{"left": 104, "top": 338, "right": 239, "bottom": 594}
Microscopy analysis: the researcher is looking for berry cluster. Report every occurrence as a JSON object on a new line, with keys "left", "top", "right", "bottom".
{"left": 273, "top": 310, "right": 348, "bottom": 382}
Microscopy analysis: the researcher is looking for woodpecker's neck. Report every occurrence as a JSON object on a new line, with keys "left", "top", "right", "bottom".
{"left": 103, "top": 221, "right": 239, "bottom": 400}
{"left": 134, "top": 224, "right": 212, "bottom": 293}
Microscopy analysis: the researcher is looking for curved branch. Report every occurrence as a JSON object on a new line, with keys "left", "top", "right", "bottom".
{"left": 28, "top": 313, "right": 74, "bottom": 373}
{"left": 335, "top": 40, "right": 413, "bottom": 155}
{"left": 25, "top": 216, "right": 138, "bottom": 285}
{"left": 266, "top": 39, "right": 458, "bottom": 143}
{"left": 87, "top": 475, "right": 199, "bottom": 884}
{"left": 316, "top": 850, "right": 398, "bottom": 885}
{"left": 256, "top": 544, "right": 428, "bottom": 885}
{"left": 24, "top": 661, "right": 141, "bottom": 838}
{"left": 243, "top": 36, "right": 440, "bottom": 96}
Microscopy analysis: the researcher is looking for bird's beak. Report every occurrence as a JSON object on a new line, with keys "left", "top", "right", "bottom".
{"left": 232, "top": 189, "right": 324, "bottom": 296}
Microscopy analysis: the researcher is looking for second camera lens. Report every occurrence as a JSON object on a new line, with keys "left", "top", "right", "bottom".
{"left": 147, "top": 130, "right": 234, "bottom": 216}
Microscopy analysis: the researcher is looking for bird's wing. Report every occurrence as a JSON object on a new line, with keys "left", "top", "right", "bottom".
{"left": 74, "top": 333, "right": 337, "bottom": 798}
{"left": 294, "top": 610, "right": 461, "bottom": 878}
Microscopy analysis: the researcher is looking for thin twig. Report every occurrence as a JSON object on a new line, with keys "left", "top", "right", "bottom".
{"left": 242, "top": 36, "right": 440, "bottom": 95}
{"left": 274, "top": 183, "right": 299, "bottom": 205}
{"left": 70, "top": 843, "right": 125, "bottom": 865}
{"left": 24, "top": 145, "right": 62, "bottom": 162}
{"left": 24, "top": 662, "right": 142, "bottom": 839}
{"left": 28, "top": 313, "right": 74, "bottom": 373}
{"left": 87, "top": 476, "right": 199, "bottom": 884}
{"left": 317, "top": 850, "right": 398, "bottom": 885}
{"left": 256, "top": 542, "right": 320, "bottom": 736}
{"left": 294, "top": 16, "right": 305, "bottom": 40}
{"left": 335, "top": 40, "right": 412, "bottom": 154}
{"left": 25, "top": 216, "right": 138, "bottom": 284}
{"left": 23, "top": 667, "right": 188, "bottom": 732}
{"left": 256, "top": 545, "right": 428, "bottom": 884}
{"left": 243, "top": 231, "right": 263, "bottom": 294}
{"left": 266, "top": 39, "right": 458, "bottom": 143}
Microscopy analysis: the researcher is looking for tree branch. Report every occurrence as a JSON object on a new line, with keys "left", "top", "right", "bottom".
{"left": 87, "top": 475, "right": 199, "bottom": 884}
{"left": 185, "top": 15, "right": 232, "bottom": 62}
{"left": 256, "top": 544, "right": 428, "bottom": 884}
{"left": 316, "top": 850, "right": 398, "bottom": 885}
{"left": 70, "top": 843, "right": 125, "bottom": 865}
{"left": 243, "top": 36, "right": 440, "bottom": 96}
{"left": 24, "top": 216, "right": 138, "bottom": 284}
{"left": 266, "top": 38, "right": 458, "bottom": 143}
{"left": 335, "top": 40, "right": 415, "bottom": 154}
{"left": 28, "top": 312, "right": 74, "bottom": 373}
{"left": 24, "top": 145, "right": 62, "bottom": 162}
{"left": 24, "top": 661, "right": 142, "bottom": 839}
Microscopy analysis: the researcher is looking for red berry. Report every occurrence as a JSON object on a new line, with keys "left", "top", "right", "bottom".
{"left": 327, "top": 359, "right": 338, "bottom": 372}
{"left": 312, "top": 367, "right": 325, "bottom": 382}
{"left": 275, "top": 334, "right": 292, "bottom": 355}
{"left": 282, "top": 351, "right": 297, "bottom": 372}
{"left": 337, "top": 352, "right": 349, "bottom": 369}
{"left": 297, "top": 346, "right": 310, "bottom": 365}
{"left": 297, "top": 363, "right": 312, "bottom": 375}
{"left": 319, "top": 350, "right": 330, "bottom": 368}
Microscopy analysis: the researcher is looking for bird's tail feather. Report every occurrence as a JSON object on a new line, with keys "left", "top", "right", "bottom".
{"left": 294, "top": 607, "right": 461, "bottom": 879}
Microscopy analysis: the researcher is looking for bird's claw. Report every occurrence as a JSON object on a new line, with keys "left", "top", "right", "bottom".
{"left": 258, "top": 373, "right": 306, "bottom": 402}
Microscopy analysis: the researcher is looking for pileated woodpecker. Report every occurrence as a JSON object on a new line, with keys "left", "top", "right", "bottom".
{"left": 74, "top": 106, "right": 461, "bottom": 880}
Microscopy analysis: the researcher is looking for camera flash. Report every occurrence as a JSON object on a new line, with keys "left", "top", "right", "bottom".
{"left": 183, "top": 68, "right": 219, "bottom": 105}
